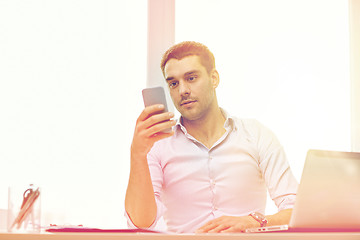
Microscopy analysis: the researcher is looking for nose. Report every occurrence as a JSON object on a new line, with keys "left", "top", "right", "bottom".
{"left": 178, "top": 80, "right": 190, "bottom": 97}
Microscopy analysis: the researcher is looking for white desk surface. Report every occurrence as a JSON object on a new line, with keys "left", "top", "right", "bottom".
{"left": 1, "top": 232, "right": 360, "bottom": 240}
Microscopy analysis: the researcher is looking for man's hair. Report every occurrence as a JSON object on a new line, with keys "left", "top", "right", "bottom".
{"left": 160, "top": 41, "right": 216, "bottom": 76}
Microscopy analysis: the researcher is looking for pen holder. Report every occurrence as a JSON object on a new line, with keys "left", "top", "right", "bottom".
{"left": 7, "top": 184, "right": 41, "bottom": 233}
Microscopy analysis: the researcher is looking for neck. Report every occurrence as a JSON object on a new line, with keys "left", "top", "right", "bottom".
{"left": 182, "top": 106, "right": 226, "bottom": 149}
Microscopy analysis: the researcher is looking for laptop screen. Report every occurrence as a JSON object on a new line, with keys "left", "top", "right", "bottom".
{"left": 289, "top": 150, "right": 360, "bottom": 230}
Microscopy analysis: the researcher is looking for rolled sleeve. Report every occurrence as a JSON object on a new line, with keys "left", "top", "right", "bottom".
{"left": 273, "top": 194, "right": 297, "bottom": 211}
{"left": 251, "top": 120, "right": 298, "bottom": 211}
{"left": 147, "top": 145, "right": 166, "bottom": 227}
{"left": 124, "top": 142, "right": 166, "bottom": 229}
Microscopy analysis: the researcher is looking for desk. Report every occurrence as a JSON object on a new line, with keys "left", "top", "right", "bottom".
{"left": 1, "top": 232, "right": 360, "bottom": 240}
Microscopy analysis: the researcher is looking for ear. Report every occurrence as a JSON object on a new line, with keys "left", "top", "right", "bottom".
{"left": 210, "top": 69, "right": 220, "bottom": 89}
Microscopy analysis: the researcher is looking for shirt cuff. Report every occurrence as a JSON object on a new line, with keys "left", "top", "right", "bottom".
{"left": 274, "top": 194, "right": 297, "bottom": 211}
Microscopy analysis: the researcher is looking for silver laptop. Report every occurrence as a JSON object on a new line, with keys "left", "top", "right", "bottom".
{"left": 246, "top": 149, "right": 360, "bottom": 233}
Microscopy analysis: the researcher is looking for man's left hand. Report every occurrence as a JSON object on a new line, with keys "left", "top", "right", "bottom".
{"left": 196, "top": 215, "right": 259, "bottom": 233}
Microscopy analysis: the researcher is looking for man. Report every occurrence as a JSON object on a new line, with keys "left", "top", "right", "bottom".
{"left": 125, "top": 41, "right": 298, "bottom": 233}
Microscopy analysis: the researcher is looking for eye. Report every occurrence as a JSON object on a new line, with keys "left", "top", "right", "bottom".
{"left": 168, "top": 81, "right": 178, "bottom": 89}
{"left": 187, "top": 75, "right": 197, "bottom": 81}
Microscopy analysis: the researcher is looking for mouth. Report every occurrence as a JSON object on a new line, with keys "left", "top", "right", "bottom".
{"left": 180, "top": 100, "right": 197, "bottom": 106}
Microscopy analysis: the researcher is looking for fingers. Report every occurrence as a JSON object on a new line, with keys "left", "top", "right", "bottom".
{"left": 196, "top": 216, "right": 248, "bottom": 233}
{"left": 138, "top": 104, "right": 166, "bottom": 122}
{"left": 220, "top": 226, "right": 240, "bottom": 233}
{"left": 145, "top": 113, "right": 175, "bottom": 135}
{"left": 138, "top": 105, "right": 175, "bottom": 135}
{"left": 196, "top": 218, "right": 224, "bottom": 233}
{"left": 138, "top": 115, "right": 176, "bottom": 138}
{"left": 131, "top": 105, "right": 176, "bottom": 158}
{"left": 197, "top": 223, "right": 231, "bottom": 233}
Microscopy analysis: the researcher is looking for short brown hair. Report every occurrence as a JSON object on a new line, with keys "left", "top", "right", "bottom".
{"left": 160, "top": 41, "right": 216, "bottom": 76}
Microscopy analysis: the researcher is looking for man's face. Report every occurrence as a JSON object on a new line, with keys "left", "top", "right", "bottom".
{"left": 164, "top": 55, "right": 219, "bottom": 121}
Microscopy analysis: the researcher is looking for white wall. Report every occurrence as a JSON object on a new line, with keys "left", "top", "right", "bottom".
{"left": 176, "top": 0, "right": 350, "bottom": 214}
{"left": 0, "top": 0, "right": 147, "bottom": 228}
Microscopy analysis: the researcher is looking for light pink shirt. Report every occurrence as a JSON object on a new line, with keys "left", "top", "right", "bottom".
{"left": 126, "top": 110, "right": 298, "bottom": 233}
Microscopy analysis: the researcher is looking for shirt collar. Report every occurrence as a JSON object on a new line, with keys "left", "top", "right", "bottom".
{"left": 174, "top": 107, "right": 237, "bottom": 137}
{"left": 221, "top": 108, "right": 237, "bottom": 131}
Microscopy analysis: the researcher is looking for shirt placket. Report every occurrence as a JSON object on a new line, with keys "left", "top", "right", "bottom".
{"left": 180, "top": 123, "right": 233, "bottom": 217}
{"left": 208, "top": 152, "right": 218, "bottom": 215}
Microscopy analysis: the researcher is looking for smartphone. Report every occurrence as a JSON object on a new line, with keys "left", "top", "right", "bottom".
{"left": 142, "top": 86, "right": 172, "bottom": 133}
{"left": 142, "top": 86, "right": 169, "bottom": 111}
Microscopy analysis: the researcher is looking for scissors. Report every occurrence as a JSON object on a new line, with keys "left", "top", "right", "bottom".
{"left": 10, "top": 185, "right": 40, "bottom": 230}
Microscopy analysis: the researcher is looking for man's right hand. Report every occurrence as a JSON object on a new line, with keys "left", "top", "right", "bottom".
{"left": 125, "top": 104, "right": 176, "bottom": 228}
{"left": 131, "top": 104, "right": 176, "bottom": 159}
